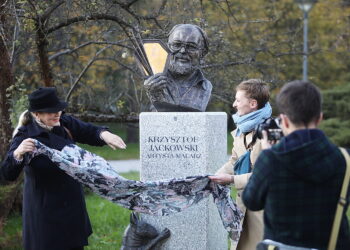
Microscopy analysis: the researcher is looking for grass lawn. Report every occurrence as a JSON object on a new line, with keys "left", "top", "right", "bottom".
{"left": 0, "top": 212, "right": 22, "bottom": 250}
{"left": 80, "top": 143, "right": 139, "bottom": 161}
{"left": 78, "top": 122, "right": 139, "bottom": 160}
{"left": 85, "top": 171, "right": 139, "bottom": 249}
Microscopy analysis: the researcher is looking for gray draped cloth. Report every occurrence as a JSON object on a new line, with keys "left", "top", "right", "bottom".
{"left": 29, "top": 139, "right": 243, "bottom": 243}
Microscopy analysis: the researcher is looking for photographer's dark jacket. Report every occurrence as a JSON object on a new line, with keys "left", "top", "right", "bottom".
{"left": 242, "top": 129, "right": 350, "bottom": 249}
{"left": 1, "top": 114, "right": 107, "bottom": 250}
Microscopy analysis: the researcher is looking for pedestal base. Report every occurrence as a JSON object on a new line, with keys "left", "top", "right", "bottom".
{"left": 140, "top": 112, "right": 228, "bottom": 250}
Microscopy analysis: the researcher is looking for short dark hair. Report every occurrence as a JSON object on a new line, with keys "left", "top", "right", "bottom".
{"left": 236, "top": 79, "right": 270, "bottom": 109}
{"left": 276, "top": 80, "right": 322, "bottom": 126}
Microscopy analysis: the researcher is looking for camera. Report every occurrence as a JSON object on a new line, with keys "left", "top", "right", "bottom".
{"left": 256, "top": 117, "right": 283, "bottom": 141}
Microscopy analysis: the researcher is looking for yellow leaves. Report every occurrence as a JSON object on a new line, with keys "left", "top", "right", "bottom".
{"left": 116, "top": 100, "right": 125, "bottom": 110}
{"left": 23, "top": 19, "right": 35, "bottom": 32}
{"left": 37, "top": 9, "right": 44, "bottom": 15}
{"left": 142, "top": 30, "right": 151, "bottom": 36}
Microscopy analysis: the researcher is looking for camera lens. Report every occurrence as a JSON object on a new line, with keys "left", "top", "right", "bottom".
{"left": 256, "top": 118, "right": 283, "bottom": 140}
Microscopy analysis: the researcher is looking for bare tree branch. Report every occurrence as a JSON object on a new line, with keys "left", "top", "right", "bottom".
{"left": 27, "top": 0, "right": 39, "bottom": 18}
{"left": 47, "top": 14, "right": 135, "bottom": 34}
{"left": 66, "top": 46, "right": 109, "bottom": 102}
{"left": 10, "top": 22, "right": 17, "bottom": 62}
{"left": 0, "top": 0, "right": 9, "bottom": 9}
{"left": 41, "top": 0, "right": 64, "bottom": 21}
{"left": 108, "top": 91, "right": 124, "bottom": 108}
{"left": 49, "top": 40, "right": 132, "bottom": 61}
{"left": 126, "top": 0, "right": 139, "bottom": 8}
{"left": 0, "top": 27, "right": 8, "bottom": 52}
{"left": 210, "top": 93, "right": 232, "bottom": 104}
{"left": 10, "top": 0, "right": 20, "bottom": 64}
{"left": 202, "top": 58, "right": 254, "bottom": 69}
{"left": 113, "top": 0, "right": 167, "bottom": 22}
{"left": 123, "top": 92, "right": 138, "bottom": 113}
{"left": 97, "top": 56, "right": 144, "bottom": 78}
{"left": 130, "top": 72, "right": 140, "bottom": 110}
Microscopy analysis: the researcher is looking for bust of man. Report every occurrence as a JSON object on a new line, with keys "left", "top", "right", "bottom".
{"left": 144, "top": 24, "right": 212, "bottom": 112}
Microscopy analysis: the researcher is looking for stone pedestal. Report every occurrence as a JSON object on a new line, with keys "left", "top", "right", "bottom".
{"left": 140, "top": 112, "right": 228, "bottom": 250}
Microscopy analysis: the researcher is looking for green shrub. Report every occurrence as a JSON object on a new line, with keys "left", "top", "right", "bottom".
{"left": 322, "top": 84, "right": 350, "bottom": 121}
{"left": 319, "top": 118, "right": 350, "bottom": 147}
{"left": 0, "top": 211, "right": 22, "bottom": 250}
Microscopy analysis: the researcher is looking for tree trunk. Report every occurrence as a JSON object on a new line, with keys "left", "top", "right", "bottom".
{"left": 126, "top": 122, "right": 139, "bottom": 143}
{"left": 0, "top": 1, "right": 23, "bottom": 234}
{"left": 36, "top": 21, "right": 53, "bottom": 87}
{"left": 0, "top": 27, "right": 14, "bottom": 161}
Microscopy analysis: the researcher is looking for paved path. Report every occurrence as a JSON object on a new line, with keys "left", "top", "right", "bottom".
{"left": 108, "top": 155, "right": 231, "bottom": 173}
{"left": 108, "top": 159, "right": 140, "bottom": 173}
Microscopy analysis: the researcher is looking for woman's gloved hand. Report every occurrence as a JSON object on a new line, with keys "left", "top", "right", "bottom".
{"left": 13, "top": 138, "right": 36, "bottom": 161}
{"left": 100, "top": 131, "right": 127, "bottom": 150}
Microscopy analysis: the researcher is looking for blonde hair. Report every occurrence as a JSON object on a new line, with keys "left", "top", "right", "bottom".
{"left": 12, "top": 110, "right": 32, "bottom": 138}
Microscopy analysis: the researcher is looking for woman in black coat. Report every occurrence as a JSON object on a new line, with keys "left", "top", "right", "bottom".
{"left": 1, "top": 87, "right": 126, "bottom": 250}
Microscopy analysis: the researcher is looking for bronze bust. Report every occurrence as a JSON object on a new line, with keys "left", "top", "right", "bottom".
{"left": 144, "top": 24, "right": 212, "bottom": 112}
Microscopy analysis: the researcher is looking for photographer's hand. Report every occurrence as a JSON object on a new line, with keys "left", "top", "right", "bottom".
{"left": 261, "top": 131, "right": 278, "bottom": 149}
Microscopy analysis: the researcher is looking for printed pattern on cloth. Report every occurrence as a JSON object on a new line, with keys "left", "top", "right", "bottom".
{"left": 30, "top": 139, "right": 243, "bottom": 242}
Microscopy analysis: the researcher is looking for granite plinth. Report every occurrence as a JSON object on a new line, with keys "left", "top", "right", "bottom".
{"left": 140, "top": 112, "right": 228, "bottom": 250}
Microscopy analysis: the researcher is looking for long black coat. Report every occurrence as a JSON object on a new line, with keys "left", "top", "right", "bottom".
{"left": 1, "top": 114, "right": 107, "bottom": 250}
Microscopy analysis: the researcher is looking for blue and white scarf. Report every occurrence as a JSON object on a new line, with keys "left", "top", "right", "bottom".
{"left": 232, "top": 102, "right": 272, "bottom": 136}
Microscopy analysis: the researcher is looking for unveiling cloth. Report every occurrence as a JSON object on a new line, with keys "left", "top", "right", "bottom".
{"left": 29, "top": 139, "right": 243, "bottom": 242}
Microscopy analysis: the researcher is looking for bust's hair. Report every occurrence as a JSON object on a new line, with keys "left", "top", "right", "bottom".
{"left": 276, "top": 80, "right": 322, "bottom": 126}
{"left": 236, "top": 79, "right": 270, "bottom": 109}
{"left": 168, "top": 24, "right": 209, "bottom": 57}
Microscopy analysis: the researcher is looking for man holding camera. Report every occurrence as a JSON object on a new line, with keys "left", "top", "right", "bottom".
{"left": 209, "top": 79, "right": 272, "bottom": 250}
{"left": 242, "top": 80, "right": 350, "bottom": 249}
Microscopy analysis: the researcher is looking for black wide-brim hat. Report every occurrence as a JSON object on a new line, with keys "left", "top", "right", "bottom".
{"left": 28, "top": 87, "right": 68, "bottom": 112}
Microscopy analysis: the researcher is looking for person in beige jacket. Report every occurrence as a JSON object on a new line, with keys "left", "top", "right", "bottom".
{"left": 209, "top": 79, "right": 272, "bottom": 250}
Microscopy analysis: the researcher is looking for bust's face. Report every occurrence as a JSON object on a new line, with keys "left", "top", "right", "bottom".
{"left": 167, "top": 25, "right": 203, "bottom": 76}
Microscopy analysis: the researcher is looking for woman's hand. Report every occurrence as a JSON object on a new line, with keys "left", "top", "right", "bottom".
{"left": 208, "top": 174, "right": 234, "bottom": 185}
{"left": 100, "top": 131, "right": 127, "bottom": 150}
{"left": 13, "top": 138, "right": 36, "bottom": 160}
